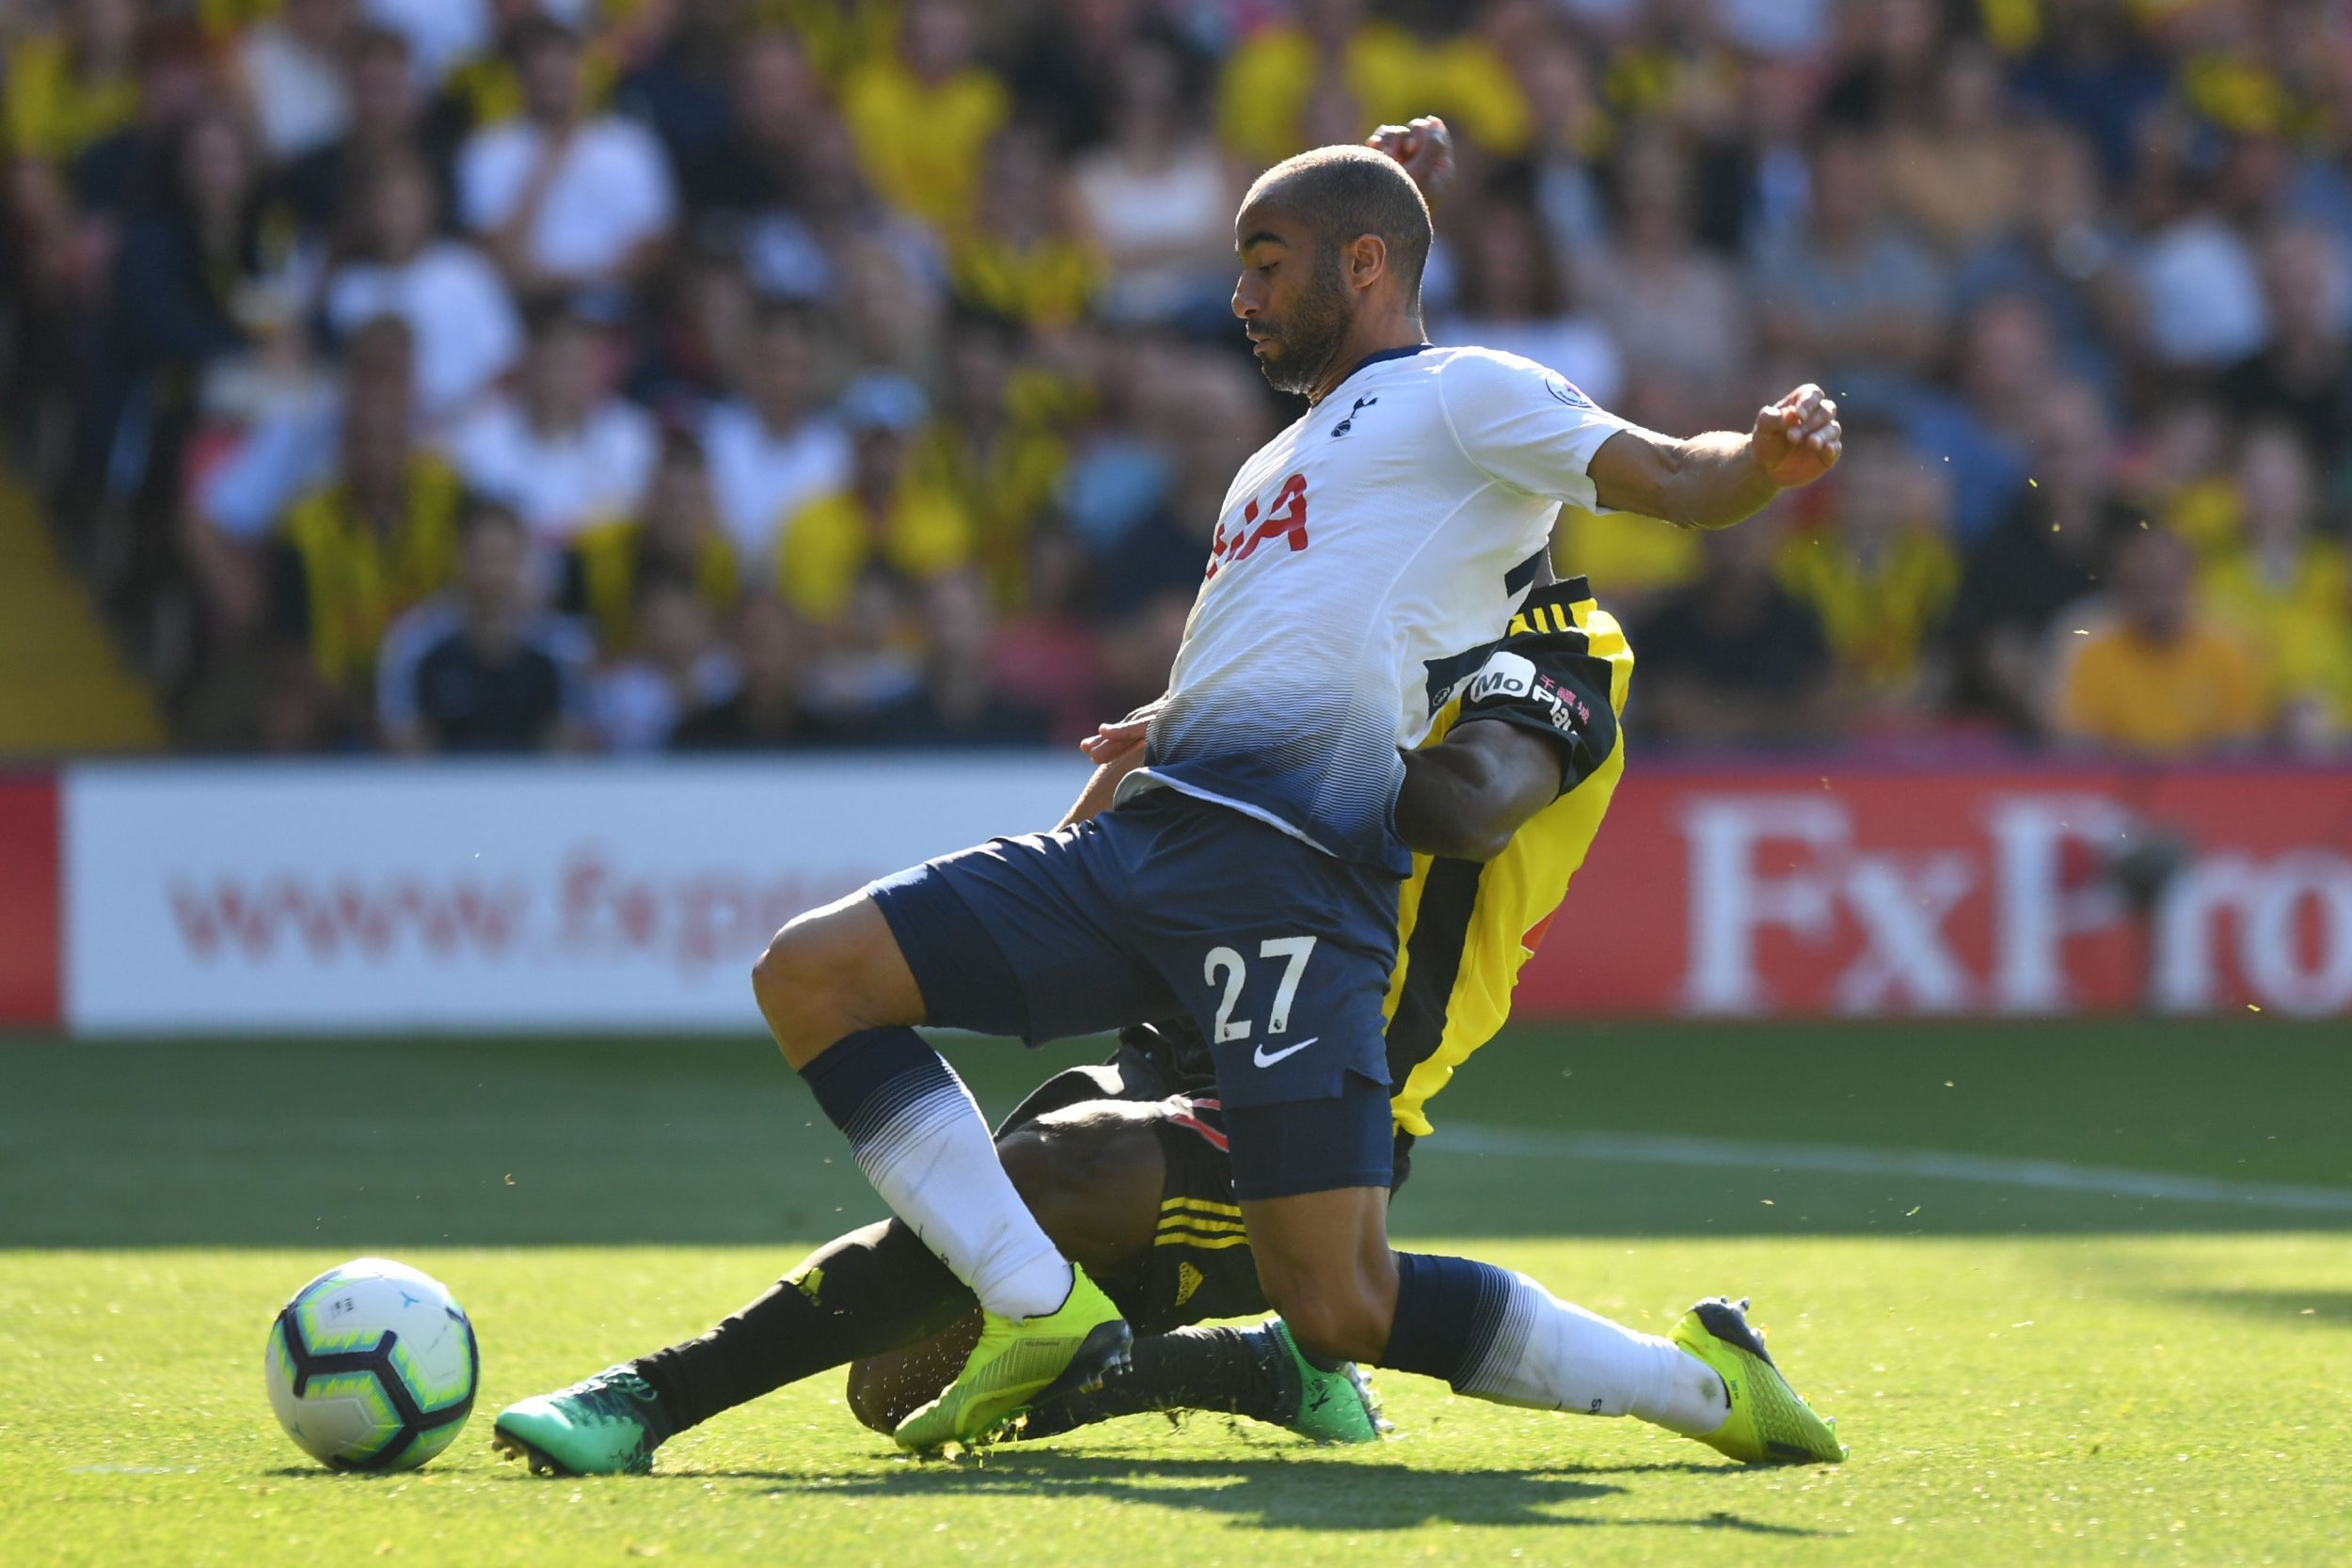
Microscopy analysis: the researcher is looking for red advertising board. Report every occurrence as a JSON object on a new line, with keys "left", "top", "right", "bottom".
{"left": 0, "top": 775, "right": 59, "bottom": 1028}
{"left": 1517, "top": 765, "right": 2352, "bottom": 1018}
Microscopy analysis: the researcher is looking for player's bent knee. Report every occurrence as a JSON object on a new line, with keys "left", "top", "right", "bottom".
{"left": 751, "top": 895, "right": 914, "bottom": 1067}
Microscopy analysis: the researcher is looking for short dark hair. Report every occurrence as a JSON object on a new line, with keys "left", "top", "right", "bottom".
{"left": 1244, "top": 144, "right": 1434, "bottom": 305}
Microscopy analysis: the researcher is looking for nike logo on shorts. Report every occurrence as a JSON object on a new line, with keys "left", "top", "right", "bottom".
{"left": 1251, "top": 1037, "right": 1318, "bottom": 1068}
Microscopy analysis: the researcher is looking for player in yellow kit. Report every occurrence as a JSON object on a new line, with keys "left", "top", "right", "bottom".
{"left": 499, "top": 570, "right": 1838, "bottom": 1468}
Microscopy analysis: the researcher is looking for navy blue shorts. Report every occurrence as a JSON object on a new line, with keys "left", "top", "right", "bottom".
{"left": 865, "top": 788, "right": 1401, "bottom": 1198}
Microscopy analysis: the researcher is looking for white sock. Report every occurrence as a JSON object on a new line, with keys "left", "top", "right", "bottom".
{"left": 1455, "top": 1273, "right": 1728, "bottom": 1436}
{"left": 837, "top": 1056, "right": 1073, "bottom": 1321}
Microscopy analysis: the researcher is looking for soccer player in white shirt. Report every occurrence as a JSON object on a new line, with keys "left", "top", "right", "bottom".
{"left": 510, "top": 121, "right": 1850, "bottom": 1470}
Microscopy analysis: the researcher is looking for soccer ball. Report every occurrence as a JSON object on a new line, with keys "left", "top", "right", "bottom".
{"left": 264, "top": 1258, "right": 480, "bottom": 1471}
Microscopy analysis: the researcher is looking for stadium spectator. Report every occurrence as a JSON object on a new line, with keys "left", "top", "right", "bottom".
{"left": 2217, "top": 224, "right": 2352, "bottom": 468}
{"left": 561, "top": 432, "right": 739, "bottom": 655}
{"left": 361, "top": 0, "right": 493, "bottom": 88}
{"left": 1068, "top": 31, "right": 1241, "bottom": 327}
{"left": 91, "top": 107, "right": 267, "bottom": 470}
{"left": 261, "top": 325, "right": 464, "bottom": 746}
{"left": 700, "top": 302, "right": 852, "bottom": 559}
{"left": 4, "top": 0, "right": 141, "bottom": 167}
{"left": 185, "top": 314, "right": 403, "bottom": 638}
{"left": 1214, "top": 0, "right": 1414, "bottom": 166}
{"left": 675, "top": 27, "right": 818, "bottom": 219}
{"left": 1946, "top": 381, "right": 2134, "bottom": 736}
{"left": 2127, "top": 109, "right": 2270, "bottom": 368}
{"left": 445, "top": 303, "right": 658, "bottom": 542}
{"left": 1215, "top": 0, "right": 1527, "bottom": 167}
{"left": 949, "top": 123, "right": 1102, "bottom": 329}
{"left": 1687, "top": 51, "right": 1815, "bottom": 261}
{"left": 777, "top": 372, "right": 972, "bottom": 625}
{"left": 2052, "top": 525, "right": 2266, "bottom": 756}
{"left": 236, "top": 0, "right": 354, "bottom": 163}
{"left": 1574, "top": 130, "right": 1752, "bottom": 434}
{"left": 1903, "top": 293, "right": 2052, "bottom": 546}
{"left": 376, "top": 499, "right": 593, "bottom": 754}
{"left": 1629, "top": 515, "right": 1836, "bottom": 748}
{"left": 1777, "top": 424, "right": 1959, "bottom": 728}
{"left": 61, "top": 17, "right": 231, "bottom": 223}
{"left": 2008, "top": 0, "right": 2172, "bottom": 182}
{"left": 1002, "top": 0, "right": 1145, "bottom": 154}
{"left": 1504, "top": 20, "right": 1609, "bottom": 267}
{"left": 1748, "top": 128, "right": 1947, "bottom": 384}
{"left": 589, "top": 564, "right": 741, "bottom": 752}
{"left": 2126, "top": 391, "right": 2240, "bottom": 561}
{"left": 1950, "top": 124, "right": 2132, "bottom": 398}
{"left": 911, "top": 311, "right": 1072, "bottom": 610}
{"left": 441, "top": 4, "right": 625, "bottom": 167}
{"left": 799, "top": 567, "right": 927, "bottom": 735}
{"left": 278, "top": 24, "right": 446, "bottom": 235}
{"left": 837, "top": 222, "right": 950, "bottom": 381}
{"left": 838, "top": 0, "right": 1009, "bottom": 232}
{"left": 611, "top": 0, "right": 748, "bottom": 215}
{"left": 2202, "top": 424, "right": 2352, "bottom": 749}
{"left": 324, "top": 152, "right": 522, "bottom": 429}
{"left": 1815, "top": 0, "right": 1944, "bottom": 134}
{"left": 1435, "top": 172, "right": 1622, "bottom": 408}
{"left": 671, "top": 593, "right": 818, "bottom": 750}
{"left": 455, "top": 17, "right": 675, "bottom": 297}
{"left": 1879, "top": 40, "right": 2024, "bottom": 257}
{"left": 1095, "top": 356, "right": 1267, "bottom": 619}
{"left": 891, "top": 570, "right": 1053, "bottom": 746}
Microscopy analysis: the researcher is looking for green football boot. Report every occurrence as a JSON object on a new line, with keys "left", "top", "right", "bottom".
{"left": 1266, "top": 1320, "right": 1388, "bottom": 1444}
{"left": 1670, "top": 1296, "right": 1848, "bottom": 1465}
{"left": 893, "top": 1266, "right": 1131, "bottom": 1453}
{"left": 491, "top": 1365, "right": 675, "bottom": 1476}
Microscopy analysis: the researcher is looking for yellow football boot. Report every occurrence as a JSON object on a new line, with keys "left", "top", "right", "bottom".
{"left": 893, "top": 1266, "right": 1131, "bottom": 1453}
{"left": 1671, "top": 1296, "right": 1848, "bottom": 1465}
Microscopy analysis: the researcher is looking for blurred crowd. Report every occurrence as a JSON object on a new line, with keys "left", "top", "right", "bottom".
{"left": 4, "top": 0, "right": 2351, "bottom": 759}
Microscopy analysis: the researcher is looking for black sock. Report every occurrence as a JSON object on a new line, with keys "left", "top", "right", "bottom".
{"left": 631, "top": 1220, "right": 972, "bottom": 1433}
{"left": 1012, "top": 1324, "right": 1291, "bottom": 1439}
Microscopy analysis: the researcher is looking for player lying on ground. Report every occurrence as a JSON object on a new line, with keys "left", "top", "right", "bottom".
{"left": 505, "top": 119, "right": 1846, "bottom": 1473}
{"left": 497, "top": 579, "right": 1831, "bottom": 1472}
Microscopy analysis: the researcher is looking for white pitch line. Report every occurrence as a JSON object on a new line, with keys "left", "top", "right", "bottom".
{"left": 1428, "top": 1125, "right": 2352, "bottom": 1213}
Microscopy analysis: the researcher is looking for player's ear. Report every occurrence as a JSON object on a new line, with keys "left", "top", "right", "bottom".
{"left": 1346, "top": 232, "right": 1389, "bottom": 294}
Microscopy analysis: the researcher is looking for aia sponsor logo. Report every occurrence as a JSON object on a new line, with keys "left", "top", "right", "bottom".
{"left": 1207, "top": 472, "right": 1309, "bottom": 579}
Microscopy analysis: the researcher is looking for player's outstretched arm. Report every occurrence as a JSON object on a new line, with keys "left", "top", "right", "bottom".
{"left": 1394, "top": 720, "right": 1562, "bottom": 863}
{"left": 1588, "top": 385, "right": 1841, "bottom": 531}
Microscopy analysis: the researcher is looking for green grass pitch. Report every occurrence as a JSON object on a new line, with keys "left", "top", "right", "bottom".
{"left": 6, "top": 1022, "right": 2350, "bottom": 1566}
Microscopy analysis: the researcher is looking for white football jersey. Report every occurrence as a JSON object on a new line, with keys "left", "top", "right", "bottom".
{"left": 1121, "top": 343, "right": 1632, "bottom": 872}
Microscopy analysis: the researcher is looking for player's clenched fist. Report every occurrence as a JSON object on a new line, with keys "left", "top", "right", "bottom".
{"left": 1750, "top": 385, "right": 1841, "bottom": 490}
{"left": 1365, "top": 116, "right": 1455, "bottom": 204}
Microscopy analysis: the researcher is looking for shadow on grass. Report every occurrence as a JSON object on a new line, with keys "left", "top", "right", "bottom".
{"left": 692, "top": 1452, "right": 1820, "bottom": 1534}
{"left": 2168, "top": 1290, "right": 2352, "bottom": 1327}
